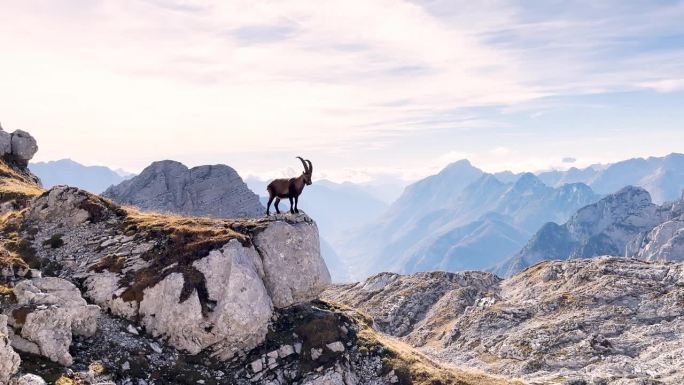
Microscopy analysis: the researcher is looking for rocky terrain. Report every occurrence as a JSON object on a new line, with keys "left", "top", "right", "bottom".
{"left": 500, "top": 186, "right": 684, "bottom": 277}
{"left": 103, "top": 160, "right": 263, "bottom": 219}
{"left": 324, "top": 257, "right": 684, "bottom": 384}
{"left": 1, "top": 126, "right": 518, "bottom": 385}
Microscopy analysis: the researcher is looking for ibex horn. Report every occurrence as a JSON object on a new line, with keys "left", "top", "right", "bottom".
{"left": 296, "top": 156, "right": 309, "bottom": 173}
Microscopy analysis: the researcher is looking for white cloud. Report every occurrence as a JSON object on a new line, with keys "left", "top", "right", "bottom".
{"left": 639, "top": 79, "right": 684, "bottom": 93}
{"left": 0, "top": 1, "right": 682, "bottom": 181}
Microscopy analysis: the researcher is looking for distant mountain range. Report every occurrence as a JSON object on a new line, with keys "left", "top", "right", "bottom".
{"left": 30, "top": 159, "right": 131, "bottom": 193}
{"left": 338, "top": 153, "right": 684, "bottom": 279}
{"left": 500, "top": 186, "right": 684, "bottom": 276}
{"left": 31, "top": 153, "right": 684, "bottom": 281}
{"left": 537, "top": 153, "right": 684, "bottom": 203}
{"left": 339, "top": 160, "right": 603, "bottom": 280}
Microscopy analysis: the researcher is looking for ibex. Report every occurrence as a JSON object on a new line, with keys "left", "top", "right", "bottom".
{"left": 266, "top": 156, "right": 313, "bottom": 215}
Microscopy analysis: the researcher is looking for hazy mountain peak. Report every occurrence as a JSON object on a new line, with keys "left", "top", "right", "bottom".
{"left": 438, "top": 159, "right": 479, "bottom": 176}
{"left": 509, "top": 172, "right": 547, "bottom": 194}
{"left": 30, "top": 158, "right": 127, "bottom": 194}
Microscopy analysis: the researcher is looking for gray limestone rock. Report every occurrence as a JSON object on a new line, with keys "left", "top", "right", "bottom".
{"left": 9, "top": 130, "right": 38, "bottom": 162}
{"left": 0, "top": 315, "right": 21, "bottom": 384}
{"left": 5, "top": 278, "right": 100, "bottom": 366}
{"left": 102, "top": 160, "right": 263, "bottom": 219}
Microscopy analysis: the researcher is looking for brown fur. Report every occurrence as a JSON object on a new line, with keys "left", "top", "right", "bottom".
{"left": 266, "top": 157, "right": 313, "bottom": 215}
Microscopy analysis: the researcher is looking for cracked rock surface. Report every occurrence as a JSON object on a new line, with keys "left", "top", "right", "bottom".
{"left": 3, "top": 277, "right": 99, "bottom": 366}
{"left": 325, "top": 256, "right": 684, "bottom": 384}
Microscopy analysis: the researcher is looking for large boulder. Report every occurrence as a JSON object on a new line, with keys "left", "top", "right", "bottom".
{"left": 0, "top": 124, "right": 38, "bottom": 164}
{"left": 9, "top": 130, "right": 38, "bottom": 162}
{"left": 5, "top": 278, "right": 100, "bottom": 366}
{"left": 254, "top": 214, "right": 331, "bottom": 307}
{"left": 10, "top": 375, "right": 46, "bottom": 385}
{"left": 0, "top": 314, "right": 21, "bottom": 384}
{"left": 136, "top": 240, "right": 273, "bottom": 358}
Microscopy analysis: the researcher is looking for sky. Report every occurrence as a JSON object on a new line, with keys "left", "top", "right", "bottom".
{"left": 1, "top": 0, "right": 683, "bottom": 183}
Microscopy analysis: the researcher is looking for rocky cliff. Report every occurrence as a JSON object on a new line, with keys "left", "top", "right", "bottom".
{"left": 102, "top": 160, "right": 263, "bottom": 219}
{"left": 626, "top": 190, "right": 684, "bottom": 262}
{"left": 324, "top": 257, "right": 684, "bottom": 384}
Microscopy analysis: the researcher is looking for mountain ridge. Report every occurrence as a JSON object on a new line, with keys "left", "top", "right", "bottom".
{"left": 499, "top": 185, "right": 684, "bottom": 277}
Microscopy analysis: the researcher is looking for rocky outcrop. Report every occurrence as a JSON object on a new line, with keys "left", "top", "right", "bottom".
{"left": 325, "top": 257, "right": 684, "bottom": 384}
{"left": 499, "top": 186, "right": 671, "bottom": 277}
{"left": 0, "top": 314, "right": 21, "bottom": 384}
{"left": 3, "top": 277, "right": 99, "bottom": 366}
{"left": 0, "top": 124, "right": 38, "bottom": 167}
{"left": 254, "top": 217, "right": 331, "bottom": 308}
{"left": 626, "top": 190, "right": 684, "bottom": 262}
{"left": 20, "top": 185, "right": 330, "bottom": 360}
{"left": 102, "top": 160, "right": 263, "bottom": 219}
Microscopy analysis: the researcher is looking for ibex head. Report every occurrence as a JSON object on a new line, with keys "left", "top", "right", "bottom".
{"left": 297, "top": 156, "right": 313, "bottom": 185}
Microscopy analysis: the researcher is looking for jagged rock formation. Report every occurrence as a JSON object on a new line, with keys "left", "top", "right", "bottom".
{"left": 103, "top": 160, "right": 263, "bottom": 219}
{"left": 500, "top": 186, "right": 684, "bottom": 277}
{"left": 324, "top": 257, "right": 684, "bottom": 384}
{"left": 4, "top": 277, "right": 99, "bottom": 366}
{"left": 627, "top": 190, "right": 684, "bottom": 262}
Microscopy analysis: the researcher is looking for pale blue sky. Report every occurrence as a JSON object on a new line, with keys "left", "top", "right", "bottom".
{"left": 0, "top": 0, "right": 682, "bottom": 182}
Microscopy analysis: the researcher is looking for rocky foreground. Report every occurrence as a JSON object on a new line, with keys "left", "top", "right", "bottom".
{"left": 324, "top": 257, "right": 684, "bottom": 385}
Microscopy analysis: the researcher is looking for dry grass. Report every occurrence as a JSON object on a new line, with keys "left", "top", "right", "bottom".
{"left": 121, "top": 206, "right": 265, "bottom": 243}
{"left": 0, "top": 211, "right": 31, "bottom": 275}
{"left": 0, "top": 159, "right": 43, "bottom": 207}
{"left": 0, "top": 283, "right": 13, "bottom": 295}
{"left": 0, "top": 159, "right": 42, "bottom": 276}
{"left": 359, "top": 327, "right": 525, "bottom": 385}
{"left": 54, "top": 375, "right": 79, "bottom": 385}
